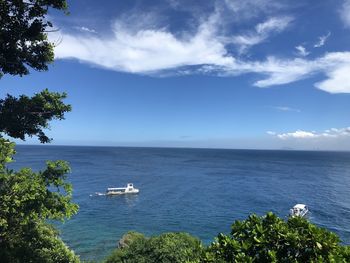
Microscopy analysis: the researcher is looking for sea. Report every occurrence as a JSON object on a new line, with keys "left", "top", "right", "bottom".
{"left": 10, "top": 145, "right": 350, "bottom": 261}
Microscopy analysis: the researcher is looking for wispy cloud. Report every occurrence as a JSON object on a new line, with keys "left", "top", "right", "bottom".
{"left": 314, "top": 32, "right": 331, "bottom": 48}
{"left": 340, "top": 0, "right": 350, "bottom": 28}
{"left": 51, "top": 5, "right": 350, "bottom": 94}
{"left": 231, "top": 16, "right": 293, "bottom": 53}
{"left": 223, "top": 0, "right": 288, "bottom": 21}
{"left": 241, "top": 52, "right": 350, "bottom": 94}
{"left": 266, "top": 131, "right": 276, "bottom": 135}
{"left": 268, "top": 127, "right": 350, "bottom": 139}
{"left": 272, "top": 106, "right": 301, "bottom": 112}
{"left": 74, "top": 26, "right": 97, "bottom": 34}
{"left": 295, "top": 45, "right": 309, "bottom": 57}
{"left": 53, "top": 14, "right": 233, "bottom": 73}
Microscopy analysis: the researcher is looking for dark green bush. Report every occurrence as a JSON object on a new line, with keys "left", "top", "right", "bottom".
{"left": 204, "top": 212, "right": 350, "bottom": 262}
{"left": 105, "top": 232, "right": 203, "bottom": 263}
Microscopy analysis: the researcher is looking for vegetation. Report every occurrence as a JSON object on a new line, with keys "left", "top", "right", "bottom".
{"left": 0, "top": 0, "right": 78, "bottom": 262}
{"left": 0, "top": 138, "right": 79, "bottom": 262}
{"left": 0, "top": 0, "right": 71, "bottom": 144}
{"left": 204, "top": 212, "right": 350, "bottom": 262}
{"left": 0, "top": 89, "right": 71, "bottom": 143}
{"left": 0, "top": 0, "right": 67, "bottom": 77}
{"left": 106, "top": 213, "right": 350, "bottom": 263}
{"left": 105, "top": 232, "right": 203, "bottom": 263}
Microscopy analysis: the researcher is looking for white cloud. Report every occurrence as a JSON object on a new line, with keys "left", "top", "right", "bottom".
{"left": 53, "top": 16, "right": 234, "bottom": 73}
{"left": 277, "top": 130, "right": 317, "bottom": 139}
{"left": 272, "top": 106, "right": 301, "bottom": 112}
{"left": 268, "top": 127, "right": 350, "bottom": 140}
{"left": 238, "top": 52, "right": 350, "bottom": 93}
{"left": 314, "top": 32, "right": 331, "bottom": 48}
{"left": 315, "top": 65, "right": 350, "bottom": 93}
{"left": 256, "top": 17, "right": 292, "bottom": 34}
{"left": 246, "top": 57, "right": 317, "bottom": 87}
{"left": 223, "top": 0, "right": 287, "bottom": 20}
{"left": 340, "top": 0, "right": 350, "bottom": 28}
{"left": 313, "top": 52, "right": 350, "bottom": 93}
{"left": 51, "top": 8, "right": 350, "bottom": 94}
{"left": 295, "top": 45, "right": 309, "bottom": 57}
{"left": 231, "top": 16, "right": 293, "bottom": 53}
{"left": 74, "top": 26, "right": 97, "bottom": 34}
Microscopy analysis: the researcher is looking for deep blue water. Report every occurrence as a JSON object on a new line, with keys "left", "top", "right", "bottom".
{"left": 11, "top": 145, "right": 350, "bottom": 261}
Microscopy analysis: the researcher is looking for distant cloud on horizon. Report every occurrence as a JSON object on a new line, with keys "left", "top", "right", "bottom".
{"left": 267, "top": 127, "right": 350, "bottom": 140}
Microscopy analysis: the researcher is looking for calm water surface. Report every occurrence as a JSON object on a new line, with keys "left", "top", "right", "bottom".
{"left": 11, "top": 146, "right": 350, "bottom": 261}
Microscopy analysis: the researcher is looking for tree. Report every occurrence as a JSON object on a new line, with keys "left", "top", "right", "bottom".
{"left": 0, "top": 138, "right": 79, "bottom": 262}
{"left": 105, "top": 232, "right": 204, "bottom": 263}
{"left": 0, "top": 0, "right": 67, "bottom": 77}
{"left": 0, "top": 0, "right": 71, "bottom": 143}
{"left": 0, "top": 89, "right": 71, "bottom": 143}
{"left": 0, "top": 0, "right": 79, "bottom": 261}
{"left": 204, "top": 212, "right": 350, "bottom": 263}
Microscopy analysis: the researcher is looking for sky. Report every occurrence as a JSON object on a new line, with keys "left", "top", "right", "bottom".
{"left": 1, "top": 0, "right": 350, "bottom": 150}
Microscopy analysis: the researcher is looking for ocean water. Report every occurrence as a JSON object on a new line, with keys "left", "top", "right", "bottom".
{"left": 11, "top": 146, "right": 350, "bottom": 261}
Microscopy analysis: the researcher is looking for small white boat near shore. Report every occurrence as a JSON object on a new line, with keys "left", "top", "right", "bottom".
{"left": 106, "top": 183, "right": 139, "bottom": 195}
{"left": 289, "top": 204, "right": 308, "bottom": 217}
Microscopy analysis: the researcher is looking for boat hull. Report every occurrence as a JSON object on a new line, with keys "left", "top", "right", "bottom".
{"left": 106, "top": 189, "right": 139, "bottom": 195}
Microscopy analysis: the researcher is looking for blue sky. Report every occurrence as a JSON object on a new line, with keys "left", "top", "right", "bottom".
{"left": 1, "top": 0, "right": 350, "bottom": 150}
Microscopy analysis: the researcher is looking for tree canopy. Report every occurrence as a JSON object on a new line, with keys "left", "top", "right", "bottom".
{"left": 0, "top": 89, "right": 71, "bottom": 143}
{"left": 105, "top": 232, "right": 203, "bottom": 263}
{"left": 0, "top": 0, "right": 72, "bottom": 143}
{"left": 0, "top": 1, "right": 79, "bottom": 261}
{"left": 204, "top": 212, "right": 350, "bottom": 262}
{"left": 0, "top": 138, "right": 79, "bottom": 262}
{"left": 105, "top": 213, "right": 350, "bottom": 263}
{"left": 0, "top": 0, "right": 67, "bottom": 77}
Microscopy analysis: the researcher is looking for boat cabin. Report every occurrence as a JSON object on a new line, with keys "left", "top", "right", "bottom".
{"left": 106, "top": 183, "right": 139, "bottom": 195}
{"left": 290, "top": 204, "right": 308, "bottom": 217}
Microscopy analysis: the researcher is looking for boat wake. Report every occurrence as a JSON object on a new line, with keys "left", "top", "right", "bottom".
{"left": 90, "top": 192, "right": 106, "bottom": 197}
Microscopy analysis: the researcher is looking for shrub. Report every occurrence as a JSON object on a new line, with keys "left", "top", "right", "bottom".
{"left": 204, "top": 212, "right": 350, "bottom": 262}
{"left": 105, "top": 232, "right": 203, "bottom": 263}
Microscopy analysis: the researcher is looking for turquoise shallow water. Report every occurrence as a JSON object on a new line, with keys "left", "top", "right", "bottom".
{"left": 12, "top": 146, "right": 350, "bottom": 261}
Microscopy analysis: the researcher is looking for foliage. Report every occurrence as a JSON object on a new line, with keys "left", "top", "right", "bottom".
{"left": 105, "top": 214, "right": 350, "bottom": 263}
{"left": 0, "top": 0, "right": 68, "bottom": 77}
{"left": 105, "top": 232, "right": 204, "bottom": 263}
{"left": 0, "top": 0, "right": 78, "bottom": 262}
{"left": 0, "top": 0, "right": 72, "bottom": 144}
{"left": 0, "top": 138, "right": 79, "bottom": 262}
{"left": 0, "top": 89, "right": 71, "bottom": 143}
{"left": 204, "top": 212, "right": 350, "bottom": 263}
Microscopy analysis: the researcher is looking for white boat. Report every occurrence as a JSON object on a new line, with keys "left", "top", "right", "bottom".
{"left": 106, "top": 183, "right": 139, "bottom": 195}
{"left": 289, "top": 204, "right": 309, "bottom": 217}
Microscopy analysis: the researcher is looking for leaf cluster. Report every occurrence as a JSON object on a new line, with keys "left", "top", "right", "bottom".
{"left": 0, "top": 89, "right": 71, "bottom": 143}
{"left": 0, "top": 0, "right": 68, "bottom": 77}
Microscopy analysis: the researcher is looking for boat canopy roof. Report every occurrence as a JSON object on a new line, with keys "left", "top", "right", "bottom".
{"left": 294, "top": 204, "right": 307, "bottom": 209}
{"left": 107, "top": 187, "right": 125, "bottom": 191}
